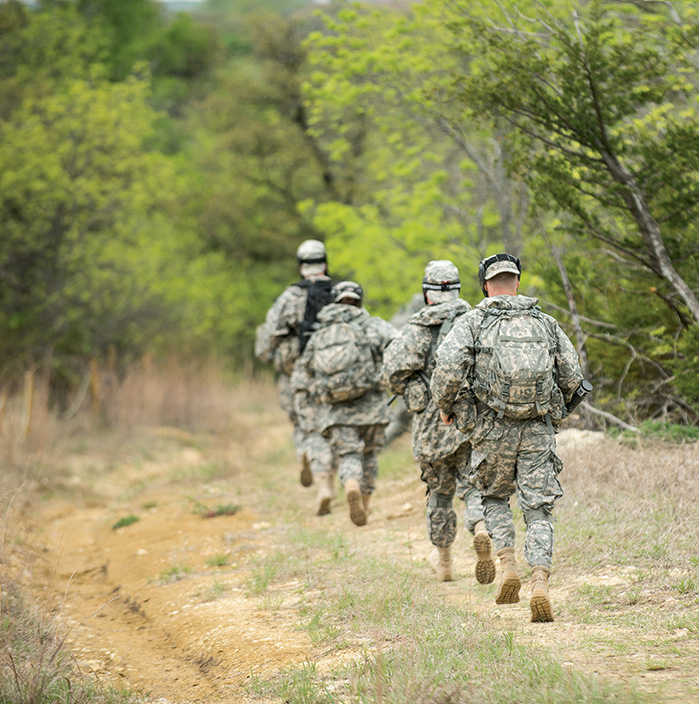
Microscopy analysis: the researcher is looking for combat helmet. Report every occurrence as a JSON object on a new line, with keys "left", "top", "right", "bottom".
{"left": 296, "top": 239, "right": 327, "bottom": 265}
{"left": 422, "top": 260, "right": 461, "bottom": 304}
{"left": 333, "top": 280, "right": 363, "bottom": 305}
{"left": 477, "top": 253, "right": 521, "bottom": 296}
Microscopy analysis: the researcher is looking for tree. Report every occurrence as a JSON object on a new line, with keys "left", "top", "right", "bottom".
{"left": 0, "top": 75, "right": 180, "bottom": 374}
{"left": 300, "top": 2, "right": 534, "bottom": 311}
{"left": 447, "top": 0, "right": 699, "bottom": 324}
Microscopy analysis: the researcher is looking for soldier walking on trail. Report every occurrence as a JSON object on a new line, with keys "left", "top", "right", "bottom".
{"left": 254, "top": 239, "right": 335, "bottom": 489}
{"left": 430, "top": 253, "right": 583, "bottom": 622}
{"left": 382, "top": 261, "right": 495, "bottom": 585}
{"left": 382, "top": 293, "right": 425, "bottom": 449}
{"left": 294, "top": 281, "right": 396, "bottom": 525}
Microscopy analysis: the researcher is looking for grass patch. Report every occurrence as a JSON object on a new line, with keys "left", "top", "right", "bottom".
{"left": 191, "top": 500, "right": 241, "bottom": 518}
{"left": 0, "top": 579, "right": 137, "bottom": 703}
{"left": 610, "top": 420, "right": 699, "bottom": 444}
{"left": 206, "top": 553, "right": 232, "bottom": 567}
{"left": 201, "top": 580, "right": 227, "bottom": 601}
{"left": 247, "top": 549, "right": 647, "bottom": 704}
{"left": 158, "top": 563, "right": 192, "bottom": 584}
{"left": 111, "top": 515, "right": 139, "bottom": 530}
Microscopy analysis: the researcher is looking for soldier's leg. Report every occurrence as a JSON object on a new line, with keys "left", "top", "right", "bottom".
{"left": 329, "top": 425, "right": 367, "bottom": 527}
{"left": 455, "top": 444, "right": 495, "bottom": 585}
{"left": 516, "top": 420, "right": 562, "bottom": 622}
{"left": 278, "top": 374, "right": 310, "bottom": 484}
{"left": 469, "top": 416, "right": 522, "bottom": 603}
{"left": 468, "top": 416, "right": 520, "bottom": 551}
{"left": 306, "top": 431, "right": 334, "bottom": 516}
{"left": 359, "top": 424, "right": 385, "bottom": 501}
{"left": 420, "top": 456, "right": 457, "bottom": 581}
{"left": 455, "top": 443, "right": 485, "bottom": 532}
{"left": 421, "top": 455, "right": 458, "bottom": 549}
{"left": 516, "top": 421, "right": 562, "bottom": 571}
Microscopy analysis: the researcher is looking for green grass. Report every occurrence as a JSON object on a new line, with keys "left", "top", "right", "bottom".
{"left": 192, "top": 501, "right": 241, "bottom": 518}
{"left": 157, "top": 563, "right": 192, "bottom": 584}
{"left": 206, "top": 553, "right": 232, "bottom": 567}
{"left": 610, "top": 420, "right": 699, "bottom": 444}
{"left": 246, "top": 543, "right": 647, "bottom": 704}
{"left": 111, "top": 514, "right": 139, "bottom": 530}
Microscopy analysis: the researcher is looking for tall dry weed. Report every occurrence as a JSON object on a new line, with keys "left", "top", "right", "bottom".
{"left": 557, "top": 432, "right": 699, "bottom": 574}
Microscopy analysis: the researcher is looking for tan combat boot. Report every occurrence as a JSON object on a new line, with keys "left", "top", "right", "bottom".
{"left": 345, "top": 478, "right": 367, "bottom": 526}
{"left": 495, "top": 547, "right": 521, "bottom": 604}
{"left": 429, "top": 546, "right": 454, "bottom": 582}
{"left": 530, "top": 567, "right": 554, "bottom": 622}
{"left": 300, "top": 453, "right": 313, "bottom": 488}
{"left": 473, "top": 520, "right": 496, "bottom": 585}
{"left": 314, "top": 473, "right": 333, "bottom": 516}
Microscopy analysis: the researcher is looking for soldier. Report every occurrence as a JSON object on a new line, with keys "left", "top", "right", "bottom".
{"left": 295, "top": 281, "right": 396, "bottom": 525}
{"left": 254, "top": 239, "right": 335, "bottom": 488}
{"left": 430, "top": 253, "right": 583, "bottom": 622}
{"left": 382, "top": 293, "right": 425, "bottom": 449}
{"left": 382, "top": 261, "right": 494, "bottom": 584}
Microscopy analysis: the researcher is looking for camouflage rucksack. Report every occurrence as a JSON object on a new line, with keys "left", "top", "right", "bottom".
{"left": 311, "top": 320, "right": 378, "bottom": 404}
{"left": 472, "top": 307, "right": 557, "bottom": 419}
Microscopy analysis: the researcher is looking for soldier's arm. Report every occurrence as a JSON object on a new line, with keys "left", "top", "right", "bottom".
{"left": 382, "top": 324, "right": 431, "bottom": 394}
{"left": 272, "top": 287, "right": 305, "bottom": 337}
{"left": 554, "top": 324, "right": 584, "bottom": 402}
{"left": 430, "top": 317, "right": 475, "bottom": 417}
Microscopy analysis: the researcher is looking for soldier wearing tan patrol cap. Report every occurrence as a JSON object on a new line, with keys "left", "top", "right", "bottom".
{"left": 431, "top": 253, "right": 583, "bottom": 622}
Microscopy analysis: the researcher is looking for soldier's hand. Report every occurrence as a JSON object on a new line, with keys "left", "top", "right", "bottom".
{"left": 440, "top": 411, "right": 454, "bottom": 425}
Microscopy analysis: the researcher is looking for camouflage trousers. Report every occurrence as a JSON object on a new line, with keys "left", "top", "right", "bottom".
{"left": 328, "top": 424, "right": 386, "bottom": 495}
{"left": 469, "top": 410, "right": 563, "bottom": 569}
{"left": 420, "top": 443, "right": 485, "bottom": 549}
{"left": 305, "top": 431, "right": 334, "bottom": 476}
{"left": 278, "top": 373, "right": 304, "bottom": 462}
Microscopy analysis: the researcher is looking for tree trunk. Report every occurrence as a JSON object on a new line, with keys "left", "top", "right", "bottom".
{"left": 546, "top": 237, "right": 591, "bottom": 379}
{"left": 602, "top": 152, "right": 699, "bottom": 324}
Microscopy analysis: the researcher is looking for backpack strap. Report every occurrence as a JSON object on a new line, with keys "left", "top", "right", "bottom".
{"left": 298, "top": 279, "right": 335, "bottom": 353}
{"left": 423, "top": 308, "right": 465, "bottom": 380}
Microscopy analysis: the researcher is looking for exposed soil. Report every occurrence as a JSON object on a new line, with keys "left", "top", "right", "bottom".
{"left": 12, "top": 396, "right": 699, "bottom": 704}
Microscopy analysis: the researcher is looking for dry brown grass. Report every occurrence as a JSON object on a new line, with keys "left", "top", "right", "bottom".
{"left": 0, "top": 359, "right": 277, "bottom": 473}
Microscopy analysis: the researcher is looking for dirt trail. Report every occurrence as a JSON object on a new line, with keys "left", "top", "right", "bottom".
{"left": 15, "top": 402, "right": 699, "bottom": 704}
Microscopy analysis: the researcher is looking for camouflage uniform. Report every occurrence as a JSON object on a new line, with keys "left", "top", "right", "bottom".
{"left": 295, "top": 302, "right": 396, "bottom": 495}
{"left": 255, "top": 274, "right": 333, "bottom": 474}
{"left": 383, "top": 293, "right": 425, "bottom": 447}
{"left": 430, "top": 294, "right": 583, "bottom": 569}
{"left": 383, "top": 296, "right": 488, "bottom": 549}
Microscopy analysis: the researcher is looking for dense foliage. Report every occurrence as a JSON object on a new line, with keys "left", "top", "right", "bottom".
{"left": 1, "top": 0, "right": 698, "bottom": 424}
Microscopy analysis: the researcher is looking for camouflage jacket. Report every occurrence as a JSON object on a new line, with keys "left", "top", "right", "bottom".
{"left": 293, "top": 303, "right": 396, "bottom": 434}
{"left": 382, "top": 298, "right": 471, "bottom": 463}
{"left": 254, "top": 275, "right": 331, "bottom": 377}
{"left": 430, "top": 295, "right": 583, "bottom": 420}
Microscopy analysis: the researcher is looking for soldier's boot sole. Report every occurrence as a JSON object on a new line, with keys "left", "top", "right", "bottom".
{"left": 530, "top": 592, "right": 554, "bottom": 622}
{"left": 530, "top": 567, "right": 554, "bottom": 622}
{"left": 473, "top": 531, "right": 496, "bottom": 585}
{"left": 345, "top": 480, "right": 367, "bottom": 526}
{"left": 300, "top": 453, "right": 313, "bottom": 488}
{"left": 316, "top": 493, "right": 332, "bottom": 516}
{"left": 429, "top": 547, "right": 454, "bottom": 582}
{"left": 495, "top": 573, "right": 521, "bottom": 604}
